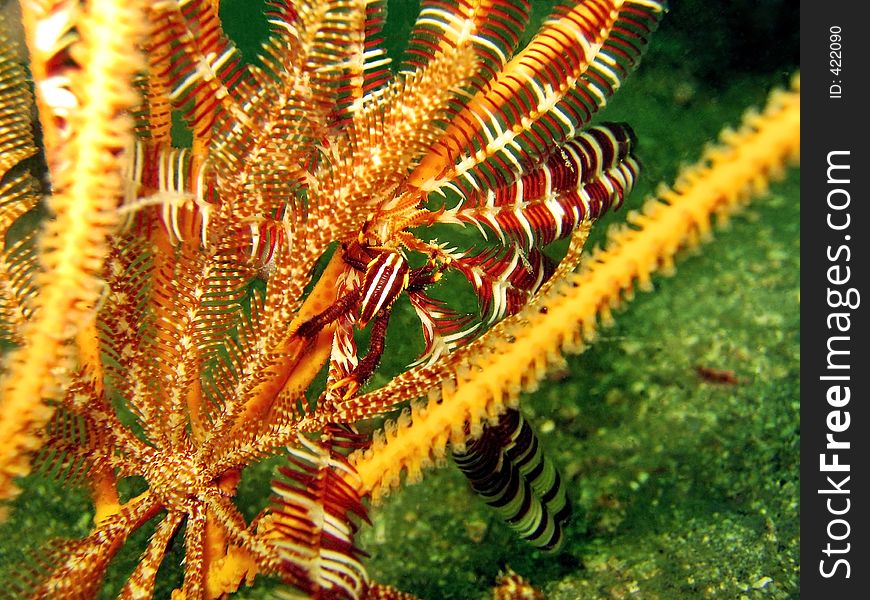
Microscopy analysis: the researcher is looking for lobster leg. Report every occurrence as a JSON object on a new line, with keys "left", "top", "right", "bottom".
{"left": 295, "top": 287, "right": 362, "bottom": 338}
{"left": 331, "top": 310, "right": 391, "bottom": 399}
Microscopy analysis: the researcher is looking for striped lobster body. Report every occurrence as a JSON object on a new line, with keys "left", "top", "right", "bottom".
{"left": 358, "top": 250, "right": 410, "bottom": 326}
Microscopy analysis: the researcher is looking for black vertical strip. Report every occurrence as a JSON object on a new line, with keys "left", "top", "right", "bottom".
{"left": 453, "top": 408, "right": 571, "bottom": 551}
{"left": 801, "top": 1, "right": 870, "bottom": 597}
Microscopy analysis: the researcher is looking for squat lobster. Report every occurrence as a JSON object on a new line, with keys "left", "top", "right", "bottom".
{"left": 296, "top": 235, "right": 446, "bottom": 399}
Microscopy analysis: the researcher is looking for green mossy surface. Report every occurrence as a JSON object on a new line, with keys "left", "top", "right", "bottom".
{"left": 0, "top": 1, "right": 799, "bottom": 598}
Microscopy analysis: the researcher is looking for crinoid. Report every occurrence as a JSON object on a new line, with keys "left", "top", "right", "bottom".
{"left": 0, "top": 0, "right": 799, "bottom": 598}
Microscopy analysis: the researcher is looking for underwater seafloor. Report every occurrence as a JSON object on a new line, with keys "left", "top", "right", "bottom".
{"left": 0, "top": 0, "right": 799, "bottom": 598}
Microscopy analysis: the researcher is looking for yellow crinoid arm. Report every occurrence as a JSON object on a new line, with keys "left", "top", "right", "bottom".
{"left": 0, "top": 0, "right": 147, "bottom": 508}
{"left": 226, "top": 259, "right": 343, "bottom": 437}
{"left": 350, "top": 74, "right": 800, "bottom": 501}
